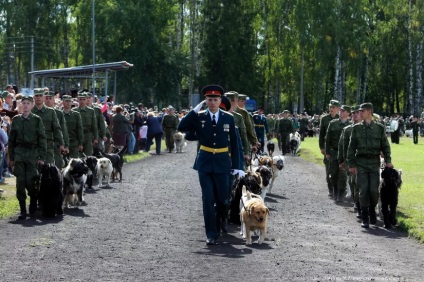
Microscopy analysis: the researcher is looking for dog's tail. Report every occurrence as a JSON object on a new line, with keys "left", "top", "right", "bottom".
{"left": 117, "top": 145, "right": 128, "bottom": 157}
{"left": 242, "top": 185, "right": 252, "bottom": 201}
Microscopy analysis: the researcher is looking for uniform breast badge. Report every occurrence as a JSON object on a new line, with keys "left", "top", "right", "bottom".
{"left": 201, "top": 120, "right": 206, "bottom": 128}
{"left": 223, "top": 124, "right": 229, "bottom": 132}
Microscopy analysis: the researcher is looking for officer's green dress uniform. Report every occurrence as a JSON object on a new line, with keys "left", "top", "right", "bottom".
{"left": 74, "top": 94, "right": 98, "bottom": 156}
{"left": 325, "top": 105, "right": 351, "bottom": 200}
{"left": 277, "top": 111, "right": 294, "bottom": 154}
{"left": 347, "top": 103, "right": 391, "bottom": 227}
{"left": 9, "top": 96, "right": 47, "bottom": 219}
{"left": 319, "top": 100, "right": 340, "bottom": 195}
{"left": 32, "top": 96, "right": 64, "bottom": 165}
{"left": 338, "top": 106, "right": 361, "bottom": 216}
{"left": 161, "top": 109, "right": 179, "bottom": 153}
{"left": 62, "top": 95, "right": 84, "bottom": 158}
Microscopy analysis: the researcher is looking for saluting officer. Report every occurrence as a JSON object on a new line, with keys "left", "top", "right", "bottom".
{"left": 253, "top": 106, "right": 269, "bottom": 154}
{"left": 32, "top": 89, "right": 65, "bottom": 164}
{"left": 319, "top": 99, "right": 340, "bottom": 196}
{"left": 338, "top": 105, "right": 363, "bottom": 217}
{"left": 325, "top": 105, "right": 351, "bottom": 201}
{"left": 9, "top": 96, "right": 47, "bottom": 220}
{"left": 44, "top": 91, "right": 69, "bottom": 168}
{"left": 347, "top": 103, "right": 393, "bottom": 228}
{"left": 62, "top": 95, "right": 84, "bottom": 158}
{"left": 178, "top": 85, "right": 242, "bottom": 245}
{"left": 74, "top": 92, "right": 98, "bottom": 156}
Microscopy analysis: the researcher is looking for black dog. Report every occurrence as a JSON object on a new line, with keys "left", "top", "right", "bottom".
{"left": 95, "top": 145, "right": 127, "bottom": 182}
{"left": 229, "top": 171, "right": 263, "bottom": 224}
{"left": 267, "top": 141, "right": 275, "bottom": 157}
{"left": 39, "top": 163, "right": 63, "bottom": 217}
{"left": 380, "top": 167, "right": 402, "bottom": 228}
{"left": 83, "top": 156, "right": 98, "bottom": 190}
{"left": 289, "top": 139, "right": 299, "bottom": 156}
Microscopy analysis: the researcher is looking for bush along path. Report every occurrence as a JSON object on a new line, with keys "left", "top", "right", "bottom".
{"left": 0, "top": 141, "right": 423, "bottom": 281}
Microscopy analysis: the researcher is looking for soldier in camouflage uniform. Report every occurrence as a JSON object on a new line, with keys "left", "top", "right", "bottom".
{"left": 347, "top": 103, "right": 393, "bottom": 228}
{"left": 44, "top": 91, "right": 69, "bottom": 168}
{"left": 74, "top": 93, "right": 98, "bottom": 156}
{"left": 9, "top": 96, "right": 47, "bottom": 220}
{"left": 62, "top": 95, "right": 84, "bottom": 158}
{"left": 32, "top": 89, "right": 65, "bottom": 165}
{"left": 338, "top": 105, "right": 362, "bottom": 217}
{"left": 299, "top": 112, "right": 309, "bottom": 141}
{"left": 319, "top": 100, "right": 340, "bottom": 196}
{"left": 161, "top": 106, "right": 179, "bottom": 153}
{"left": 325, "top": 105, "right": 351, "bottom": 201}
{"left": 237, "top": 94, "right": 259, "bottom": 149}
{"left": 277, "top": 110, "right": 294, "bottom": 155}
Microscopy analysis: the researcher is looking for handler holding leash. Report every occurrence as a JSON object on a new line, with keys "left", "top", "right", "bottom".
{"left": 347, "top": 103, "right": 393, "bottom": 228}
{"left": 9, "top": 96, "right": 47, "bottom": 220}
{"left": 178, "top": 85, "right": 243, "bottom": 245}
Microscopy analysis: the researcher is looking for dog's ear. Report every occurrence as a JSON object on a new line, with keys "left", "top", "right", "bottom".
{"left": 266, "top": 208, "right": 270, "bottom": 215}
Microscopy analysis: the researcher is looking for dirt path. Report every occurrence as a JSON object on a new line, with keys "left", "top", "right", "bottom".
{"left": 0, "top": 140, "right": 423, "bottom": 282}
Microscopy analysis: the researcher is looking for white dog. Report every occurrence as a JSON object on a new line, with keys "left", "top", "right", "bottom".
{"left": 96, "top": 157, "right": 113, "bottom": 188}
{"left": 405, "top": 129, "right": 413, "bottom": 138}
{"left": 173, "top": 131, "right": 187, "bottom": 153}
{"left": 289, "top": 132, "right": 301, "bottom": 156}
{"left": 268, "top": 155, "right": 285, "bottom": 194}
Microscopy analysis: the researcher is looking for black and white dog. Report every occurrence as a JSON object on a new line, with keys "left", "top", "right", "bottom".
{"left": 289, "top": 132, "right": 301, "bottom": 156}
{"left": 39, "top": 163, "right": 63, "bottom": 217}
{"left": 380, "top": 167, "right": 402, "bottom": 228}
{"left": 62, "top": 158, "right": 89, "bottom": 208}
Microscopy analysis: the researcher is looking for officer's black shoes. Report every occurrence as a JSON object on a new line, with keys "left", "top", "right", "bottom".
{"left": 18, "top": 200, "right": 27, "bottom": 220}
{"left": 384, "top": 219, "right": 392, "bottom": 229}
{"left": 369, "top": 208, "right": 377, "bottom": 225}
{"left": 29, "top": 197, "right": 37, "bottom": 215}
{"left": 361, "top": 207, "right": 370, "bottom": 228}
{"left": 206, "top": 238, "right": 217, "bottom": 245}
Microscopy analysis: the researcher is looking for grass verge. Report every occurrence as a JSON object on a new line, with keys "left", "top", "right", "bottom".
{"left": 300, "top": 135, "right": 424, "bottom": 242}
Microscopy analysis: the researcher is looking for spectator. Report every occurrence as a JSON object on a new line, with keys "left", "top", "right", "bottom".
{"left": 0, "top": 124, "right": 8, "bottom": 184}
{"left": 112, "top": 106, "right": 131, "bottom": 149}
{"left": 144, "top": 112, "right": 163, "bottom": 155}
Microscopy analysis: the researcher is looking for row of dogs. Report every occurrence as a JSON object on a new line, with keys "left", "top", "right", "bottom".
{"left": 266, "top": 132, "right": 301, "bottom": 157}
{"left": 229, "top": 154, "right": 285, "bottom": 245}
{"left": 36, "top": 146, "right": 127, "bottom": 218}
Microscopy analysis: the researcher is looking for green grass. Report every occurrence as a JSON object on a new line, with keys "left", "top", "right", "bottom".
{"left": 123, "top": 140, "right": 166, "bottom": 163}
{"left": 300, "top": 135, "right": 424, "bottom": 242}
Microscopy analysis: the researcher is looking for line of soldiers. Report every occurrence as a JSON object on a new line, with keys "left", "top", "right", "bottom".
{"left": 9, "top": 89, "right": 108, "bottom": 220}
{"left": 320, "top": 100, "right": 394, "bottom": 229}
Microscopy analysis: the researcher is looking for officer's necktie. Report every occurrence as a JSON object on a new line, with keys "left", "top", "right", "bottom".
{"left": 212, "top": 114, "right": 216, "bottom": 127}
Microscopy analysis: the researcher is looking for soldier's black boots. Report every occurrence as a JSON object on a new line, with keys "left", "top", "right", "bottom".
{"left": 369, "top": 208, "right": 377, "bottom": 225}
{"left": 361, "top": 207, "right": 369, "bottom": 228}
{"left": 29, "top": 196, "right": 37, "bottom": 215}
{"left": 18, "top": 200, "right": 27, "bottom": 220}
{"left": 355, "top": 201, "right": 362, "bottom": 218}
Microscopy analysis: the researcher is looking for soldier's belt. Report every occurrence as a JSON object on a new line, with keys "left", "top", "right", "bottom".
{"left": 358, "top": 154, "right": 380, "bottom": 159}
{"left": 254, "top": 124, "right": 265, "bottom": 127}
{"left": 200, "top": 145, "right": 228, "bottom": 154}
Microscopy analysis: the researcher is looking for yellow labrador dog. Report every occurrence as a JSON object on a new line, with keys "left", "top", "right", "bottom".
{"left": 240, "top": 185, "right": 269, "bottom": 245}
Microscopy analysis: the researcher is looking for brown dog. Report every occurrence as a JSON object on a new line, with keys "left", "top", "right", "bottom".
{"left": 240, "top": 185, "right": 269, "bottom": 245}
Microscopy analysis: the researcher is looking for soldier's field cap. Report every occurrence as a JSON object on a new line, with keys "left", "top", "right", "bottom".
{"left": 44, "top": 91, "right": 55, "bottom": 96}
{"left": 78, "top": 92, "right": 87, "bottom": 98}
{"left": 283, "top": 110, "right": 290, "bottom": 114}
{"left": 33, "top": 88, "right": 44, "bottom": 95}
{"left": 224, "top": 91, "right": 239, "bottom": 100}
{"left": 359, "top": 102, "right": 373, "bottom": 111}
{"left": 329, "top": 99, "right": 341, "bottom": 107}
{"left": 21, "top": 96, "right": 34, "bottom": 102}
{"left": 1, "top": 91, "right": 9, "bottom": 98}
{"left": 351, "top": 105, "right": 360, "bottom": 112}
{"left": 238, "top": 94, "right": 247, "bottom": 101}
{"left": 62, "top": 95, "right": 72, "bottom": 101}
{"left": 219, "top": 95, "right": 231, "bottom": 111}
{"left": 85, "top": 92, "right": 93, "bottom": 97}
{"left": 340, "top": 105, "right": 351, "bottom": 113}
{"left": 202, "top": 85, "right": 224, "bottom": 97}
{"left": 258, "top": 106, "right": 265, "bottom": 111}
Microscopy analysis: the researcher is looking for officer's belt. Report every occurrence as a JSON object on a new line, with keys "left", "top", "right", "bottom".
{"left": 254, "top": 124, "right": 264, "bottom": 127}
{"left": 200, "top": 145, "right": 228, "bottom": 154}
{"left": 16, "top": 143, "right": 37, "bottom": 149}
{"left": 357, "top": 154, "right": 380, "bottom": 159}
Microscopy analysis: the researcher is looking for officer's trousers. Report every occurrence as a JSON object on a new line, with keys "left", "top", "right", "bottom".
{"left": 164, "top": 128, "right": 176, "bottom": 152}
{"left": 198, "top": 171, "right": 230, "bottom": 240}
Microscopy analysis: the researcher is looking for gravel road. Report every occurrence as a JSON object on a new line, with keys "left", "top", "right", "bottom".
{"left": 0, "top": 140, "right": 423, "bottom": 282}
